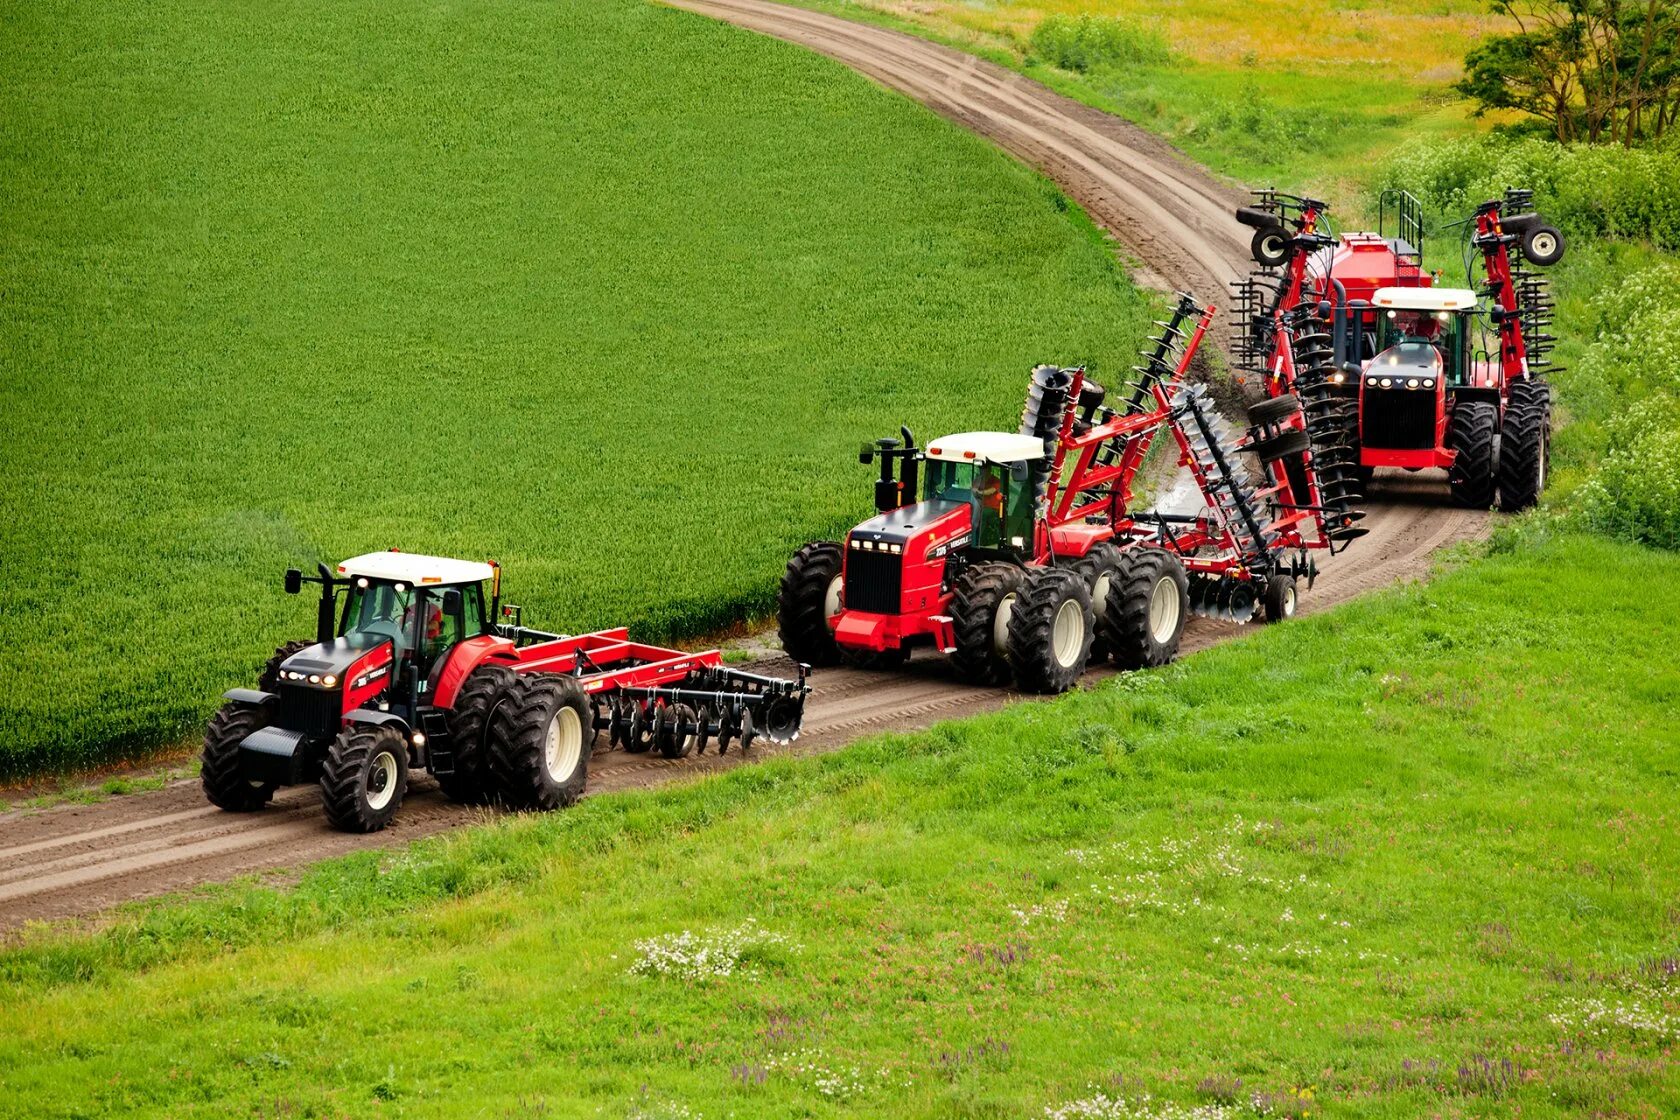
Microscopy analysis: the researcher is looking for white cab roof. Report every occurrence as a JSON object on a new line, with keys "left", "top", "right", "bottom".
{"left": 925, "top": 431, "right": 1046, "bottom": 464}
{"left": 336, "top": 551, "right": 495, "bottom": 586}
{"left": 1371, "top": 286, "right": 1478, "bottom": 311}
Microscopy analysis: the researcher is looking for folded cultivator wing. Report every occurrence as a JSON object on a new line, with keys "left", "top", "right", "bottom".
{"left": 780, "top": 291, "right": 1360, "bottom": 696}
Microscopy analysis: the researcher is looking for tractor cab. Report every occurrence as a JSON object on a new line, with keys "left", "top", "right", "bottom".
{"left": 1370, "top": 287, "right": 1476, "bottom": 386}
{"left": 1359, "top": 287, "right": 1479, "bottom": 462}
{"left": 922, "top": 432, "right": 1043, "bottom": 553}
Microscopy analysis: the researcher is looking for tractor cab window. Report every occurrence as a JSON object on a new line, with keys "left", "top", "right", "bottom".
{"left": 925, "top": 458, "right": 1035, "bottom": 552}
{"left": 460, "top": 583, "right": 488, "bottom": 637}
{"left": 341, "top": 581, "right": 415, "bottom": 650}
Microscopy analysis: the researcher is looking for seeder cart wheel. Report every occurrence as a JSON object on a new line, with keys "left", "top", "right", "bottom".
{"left": 488, "top": 675, "right": 590, "bottom": 811}
{"left": 201, "top": 701, "right": 276, "bottom": 812}
{"left": 949, "top": 562, "right": 1025, "bottom": 686}
{"left": 1262, "top": 575, "right": 1298, "bottom": 623}
{"left": 1104, "top": 548, "right": 1188, "bottom": 670}
{"left": 320, "top": 724, "right": 409, "bottom": 833}
{"left": 778, "top": 542, "right": 846, "bottom": 668}
{"left": 1007, "top": 567, "right": 1094, "bottom": 695}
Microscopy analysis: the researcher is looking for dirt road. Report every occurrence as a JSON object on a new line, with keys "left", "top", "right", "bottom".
{"left": 0, "top": 2, "right": 1488, "bottom": 933}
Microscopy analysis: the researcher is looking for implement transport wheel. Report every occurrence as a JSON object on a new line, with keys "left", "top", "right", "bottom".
{"left": 1251, "top": 226, "right": 1290, "bottom": 268}
{"left": 258, "top": 639, "right": 313, "bottom": 691}
{"left": 1008, "top": 567, "right": 1094, "bottom": 695}
{"left": 1262, "top": 575, "right": 1299, "bottom": 623}
{"left": 1074, "top": 543, "right": 1124, "bottom": 664}
{"left": 201, "top": 701, "right": 276, "bottom": 812}
{"left": 1520, "top": 224, "right": 1566, "bottom": 267}
{"left": 320, "top": 724, "right": 409, "bottom": 833}
{"left": 489, "top": 675, "right": 591, "bottom": 811}
{"left": 778, "top": 542, "right": 845, "bottom": 667}
{"left": 1249, "top": 429, "right": 1312, "bottom": 463}
{"left": 1103, "top": 547, "right": 1188, "bottom": 670}
{"left": 439, "top": 664, "right": 521, "bottom": 804}
{"left": 1447, "top": 399, "right": 1498, "bottom": 509}
{"left": 948, "top": 562, "right": 1025, "bottom": 686}
{"left": 1498, "top": 382, "right": 1550, "bottom": 512}
{"left": 1246, "top": 393, "right": 1301, "bottom": 427}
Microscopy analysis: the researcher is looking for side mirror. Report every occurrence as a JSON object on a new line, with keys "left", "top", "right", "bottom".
{"left": 284, "top": 568, "right": 303, "bottom": 595}
{"left": 441, "top": 588, "right": 463, "bottom": 616}
{"left": 859, "top": 443, "right": 876, "bottom": 465}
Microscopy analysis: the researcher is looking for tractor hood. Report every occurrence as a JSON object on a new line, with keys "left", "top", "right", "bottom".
{"left": 850, "top": 499, "right": 970, "bottom": 554}
{"left": 1363, "top": 341, "right": 1443, "bottom": 388}
{"left": 278, "top": 632, "right": 395, "bottom": 680}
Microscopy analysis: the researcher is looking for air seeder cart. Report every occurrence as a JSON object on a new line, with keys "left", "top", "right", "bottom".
{"left": 778, "top": 294, "right": 1365, "bottom": 694}
{"left": 203, "top": 551, "right": 808, "bottom": 832}
{"left": 1232, "top": 188, "right": 1564, "bottom": 511}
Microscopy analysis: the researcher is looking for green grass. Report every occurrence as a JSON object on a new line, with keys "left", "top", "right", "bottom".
{"left": 4, "top": 533, "right": 1678, "bottom": 1117}
{"left": 0, "top": 0, "right": 1157, "bottom": 778}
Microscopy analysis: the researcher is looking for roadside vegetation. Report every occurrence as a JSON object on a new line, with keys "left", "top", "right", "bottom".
{"left": 4, "top": 534, "right": 1677, "bottom": 1117}
{"left": 0, "top": 0, "right": 1156, "bottom": 778}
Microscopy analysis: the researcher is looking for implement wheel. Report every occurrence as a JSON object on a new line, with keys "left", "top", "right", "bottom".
{"left": 1447, "top": 399, "right": 1498, "bottom": 509}
{"left": 320, "top": 724, "right": 408, "bottom": 833}
{"left": 1246, "top": 394, "right": 1301, "bottom": 427}
{"left": 1007, "top": 567, "right": 1094, "bottom": 695}
{"left": 489, "top": 675, "right": 591, "bottom": 811}
{"left": 440, "top": 664, "right": 521, "bottom": 804}
{"left": 778, "top": 542, "right": 845, "bottom": 667}
{"left": 948, "top": 562, "right": 1024, "bottom": 686}
{"left": 1251, "top": 226, "right": 1290, "bottom": 268}
{"left": 1103, "top": 548, "right": 1188, "bottom": 670}
{"left": 1262, "top": 575, "right": 1298, "bottom": 623}
{"left": 201, "top": 701, "right": 276, "bottom": 812}
{"left": 1497, "top": 382, "right": 1550, "bottom": 512}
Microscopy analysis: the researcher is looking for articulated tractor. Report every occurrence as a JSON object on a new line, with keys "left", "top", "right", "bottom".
{"left": 204, "top": 551, "right": 808, "bottom": 831}
{"left": 1232, "top": 188, "right": 1565, "bottom": 511}
{"left": 779, "top": 295, "right": 1366, "bottom": 694}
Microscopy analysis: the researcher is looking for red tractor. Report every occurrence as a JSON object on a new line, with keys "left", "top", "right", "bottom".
{"left": 204, "top": 551, "right": 808, "bottom": 831}
{"left": 1232, "top": 188, "right": 1564, "bottom": 511}
{"left": 777, "top": 295, "right": 1365, "bottom": 693}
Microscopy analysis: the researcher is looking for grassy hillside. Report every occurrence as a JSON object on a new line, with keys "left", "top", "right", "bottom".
{"left": 0, "top": 0, "right": 1155, "bottom": 778}
{"left": 5, "top": 533, "right": 1678, "bottom": 1117}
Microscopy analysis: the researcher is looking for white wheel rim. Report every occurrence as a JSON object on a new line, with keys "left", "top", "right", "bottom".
{"left": 1091, "top": 572, "right": 1111, "bottom": 623}
{"left": 1531, "top": 232, "right": 1556, "bottom": 257}
{"left": 1148, "top": 576, "right": 1181, "bottom": 643}
{"left": 992, "top": 591, "right": 1017, "bottom": 658}
{"left": 1537, "top": 433, "right": 1548, "bottom": 492}
{"left": 365, "top": 750, "right": 398, "bottom": 811}
{"left": 1052, "top": 598, "right": 1085, "bottom": 668}
{"left": 545, "top": 706, "right": 583, "bottom": 781}
{"left": 823, "top": 574, "right": 843, "bottom": 620}
{"left": 1283, "top": 583, "right": 1298, "bottom": 618}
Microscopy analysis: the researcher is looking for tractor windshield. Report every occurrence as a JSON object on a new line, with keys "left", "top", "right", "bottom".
{"left": 924, "top": 459, "right": 1035, "bottom": 551}
{"left": 340, "top": 581, "right": 479, "bottom": 666}
{"left": 1378, "top": 309, "right": 1470, "bottom": 384}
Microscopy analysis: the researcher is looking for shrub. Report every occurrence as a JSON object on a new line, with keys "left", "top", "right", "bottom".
{"left": 1574, "top": 399, "right": 1680, "bottom": 550}
{"left": 1377, "top": 135, "right": 1680, "bottom": 249}
{"left": 1029, "top": 14, "right": 1171, "bottom": 73}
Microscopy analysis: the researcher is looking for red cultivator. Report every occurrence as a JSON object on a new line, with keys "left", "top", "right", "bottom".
{"left": 1231, "top": 187, "right": 1564, "bottom": 511}
{"left": 204, "top": 553, "right": 808, "bottom": 832}
{"left": 779, "top": 293, "right": 1361, "bottom": 694}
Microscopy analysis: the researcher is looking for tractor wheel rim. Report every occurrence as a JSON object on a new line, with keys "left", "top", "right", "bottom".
{"left": 546, "top": 707, "right": 583, "bottom": 781}
{"left": 1091, "top": 571, "right": 1111, "bottom": 623}
{"left": 366, "top": 751, "right": 398, "bottom": 811}
{"left": 1283, "top": 583, "right": 1298, "bottom": 618}
{"left": 823, "top": 574, "right": 843, "bottom": 620}
{"left": 1148, "top": 576, "right": 1181, "bottom": 643}
{"left": 1537, "top": 433, "right": 1548, "bottom": 492}
{"left": 992, "top": 591, "right": 1017, "bottom": 659}
{"left": 1052, "top": 598, "right": 1084, "bottom": 668}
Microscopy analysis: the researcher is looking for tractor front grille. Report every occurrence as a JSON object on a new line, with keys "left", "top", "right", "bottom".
{"left": 277, "top": 683, "right": 343, "bottom": 739}
{"left": 1362, "top": 388, "right": 1438, "bottom": 450}
{"left": 844, "top": 546, "right": 903, "bottom": 614}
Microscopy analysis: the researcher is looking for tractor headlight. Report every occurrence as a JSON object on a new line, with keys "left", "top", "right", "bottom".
{"left": 1406, "top": 378, "right": 1420, "bottom": 389}
{"left": 1423, "top": 379, "right": 1435, "bottom": 389}
{"left": 1367, "top": 378, "right": 1379, "bottom": 388}
{"left": 308, "top": 674, "right": 321, "bottom": 684}
{"left": 888, "top": 543, "right": 902, "bottom": 554}
{"left": 1379, "top": 377, "right": 1393, "bottom": 388}
{"left": 1330, "top": 372, "right": 1345, "bottom": 384}
{"left": 322, "top": 675, "right": 337, "bottom": 687}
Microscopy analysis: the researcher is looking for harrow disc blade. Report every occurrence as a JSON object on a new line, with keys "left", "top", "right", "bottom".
{"left": 1227, "top": 583, "right": 1258, "bottom": 624}
{"left": 761, "top": 695, "right": 803, "bottom": 744}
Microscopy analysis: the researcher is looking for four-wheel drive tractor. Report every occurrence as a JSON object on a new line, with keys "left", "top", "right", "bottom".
{"left": 1231, "top": 188, "right": 1564, "bottom": 512}
{"left": 204, "top": 551, "right": 809, "bottom": 832}
{"left": 778, "top": 294, "right": 1362, "bottom": 694}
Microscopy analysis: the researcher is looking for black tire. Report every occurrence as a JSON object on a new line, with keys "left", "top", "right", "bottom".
{"left": 1007, "top": 567, "right": 1094, "bottom": 695}
{"left": 439, "top": 664, "right": 521, "bottom": 804}
{"left": 1249, "top": 429, "right": 1312, "bottom": 462}
{"left": 201, "top": 701, "right": 276, "bottom": 812}
{"left": 948, "top": 562, "right": 1024, "bottom": 685}
{"left": 1262, "top": 575, "right": 1298, "bottom": 623}
{"left": 1447, "top": 399, "right": 1498, "bottom": 509}
{"left": 1246, "top": 394, "right": 1301, "bottom": 427}
{"left": 1520, "top": 223, "right": 1566, "bottom": 266}
{"left": 488, "top": 675, "right": 591, "bottom": 811}
{"left": 258, "top": 639, "right": 313, "bottom": 691}
{"left": 320, "top": 724, "right": 408, "bottom": 833}
{"left": 1074, "top": 543, "right": 1124, "bottom": 664}
{"left": 1251, "top": 226, "right": 1290, "bottom": 268}
{"left": 777, "top": 542, "right": 845, "bottom": 667}
{"left": 1103, "top": 548, "right": 1188, "bottom": 670}
{"left": 1497, "top": 384, "right": 1550, "bottom": 512}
